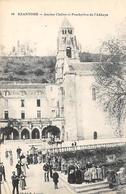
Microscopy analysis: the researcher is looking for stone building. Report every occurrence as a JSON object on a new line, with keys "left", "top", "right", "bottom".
{"left": 0, "top": 18, "right": 119, "bottom": 141}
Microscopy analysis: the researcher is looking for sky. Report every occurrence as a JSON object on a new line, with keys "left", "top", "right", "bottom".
{"left": 0, "top": 0, "right": 126, "bottom": 56}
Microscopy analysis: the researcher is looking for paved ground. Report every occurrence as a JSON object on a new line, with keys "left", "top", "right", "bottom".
{"left": 0, "top": 142, "right": 75, "bottom": 194}
{"left": 1, "top": 141, "right": 126, "bottom": 194}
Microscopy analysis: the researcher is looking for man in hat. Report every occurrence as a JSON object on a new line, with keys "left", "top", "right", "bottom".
{"left": 11, "top": 171, "right": 19, "bottom": 194}
{"left": 0, "top": 162, "right": 6, "bottom": 181}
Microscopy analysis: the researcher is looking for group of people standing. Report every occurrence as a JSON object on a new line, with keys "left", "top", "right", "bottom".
{"left": 10, "top": 147, "right": 29, "bottom": 194}
{"left": 67, "top": 162, "right": 105, "bottom": 184}
{"left": 107, "top": 167, "right": 126, "bottom": 189}
{"left": 43, "top": 162, "right": 59, "bottom": 189}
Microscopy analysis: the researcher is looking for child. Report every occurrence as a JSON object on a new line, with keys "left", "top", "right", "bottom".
{"left": 20, "top": 172, "right": 26, "bottom": 190}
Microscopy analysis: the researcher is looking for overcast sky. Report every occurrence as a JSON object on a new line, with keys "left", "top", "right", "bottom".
{"left": 0, "top": 0, "right": 126, "bottom": 56}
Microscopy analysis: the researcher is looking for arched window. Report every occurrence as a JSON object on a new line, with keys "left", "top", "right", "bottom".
{"left": 68, "top": 29, "right": 72, "bottom": 34}
{"left": 66, "top": 47, "right": 72, "bottom": 58}
{"left": 93, "top": 131, "right": 97, "bottom": 139}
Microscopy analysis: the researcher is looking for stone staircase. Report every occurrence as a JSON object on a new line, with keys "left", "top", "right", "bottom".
{"left": 60, "top": 172, "right": 113, "bottom": 194}
{"left": 73, "top": 181, "right": 112, "bottom": 193}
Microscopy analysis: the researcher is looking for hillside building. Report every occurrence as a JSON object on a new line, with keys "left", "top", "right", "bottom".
{"left": 0, "top": 18, "right": 122, "bottom": 141}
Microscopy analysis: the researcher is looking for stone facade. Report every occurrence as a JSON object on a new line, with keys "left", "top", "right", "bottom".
{"left": 0, "top": 18, "right": 121, "bottom": 141}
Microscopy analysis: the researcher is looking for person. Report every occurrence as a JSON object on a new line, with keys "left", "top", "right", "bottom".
{"left": 74, "top": 142, "right": 77, "bottom": 146}
{"left": 49, "top": 162, "right": 53, "bottom": 178}
{"left": 10, "top": 152, "right": 13, "bottom": 166}
{"left": 107, "top": 170, "right": 118, "bottom": 189}
{"left": 97, "top": 165, "right": 103, "bottom": 181}
{"left": 117, "top": 167, "right": 126, "bottom": 185}
{"left": 43, "top": 163, "right": 49, "bottom": 182}
{"left": 84, "top": 168, "right": 91, "bottom": 183}
{"left": 75, "top": 167, "right": 83, "bottom": 184}
{"left": 91, "top": 164, "right": 97, "bottom": 182}
{"left": 16, "top": 161, "right": 23, "bottom": 177}
{"left": 11, "top": 171, "right": 19, "bottom": 194}
{"left": 16, "top": 147, "right": 22, "bottom": 159}
{"left": 0, "top": 162, "right": 6, "bottom": 181}
{"left": 5, "top": 149, "right": 9, "bottom": 159}
{"left": 26, "top": 153, "right": 31, "bottom": 165}
{"left": 20, "top": 172, "right": 26, "bottom": 190}
{"left": 20, "top": 154, "right": 27, "bottom": 176}
{"left": 52, "top": 170, "right": 59, "bottom": 189}
{"left": 68, "top": 165, "right": 76, "bottom": 184}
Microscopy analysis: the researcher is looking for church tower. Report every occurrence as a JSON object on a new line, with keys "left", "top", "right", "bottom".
{"left": 55, "top": 18, "right": 80, "bottom": 83}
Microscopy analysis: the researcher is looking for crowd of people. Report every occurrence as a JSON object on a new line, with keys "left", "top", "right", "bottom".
{"left": 1, "top": 144, "right": 126, "bottom": 193}
{"left": 3, "top": 145, "right": 60, "bottom": 194}
{"left": 67, "top": 162, "right": 105, "bottom": 184}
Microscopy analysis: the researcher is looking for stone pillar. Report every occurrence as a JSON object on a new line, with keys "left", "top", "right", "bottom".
{"left": 19, "top": 131, "right": 21, "bottom": 140}
{"left": 30, "top": 131, "right": 32, "bottom": 139}
{"left": 11, "top": 132, "right": 13, "bottom": 140}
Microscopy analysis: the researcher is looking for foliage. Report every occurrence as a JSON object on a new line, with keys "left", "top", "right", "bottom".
{"left": 93, "top": 38, "right": 126, "bottom": 137}
{"left": 34, "top": 68, "right": 44, "bottom": 76}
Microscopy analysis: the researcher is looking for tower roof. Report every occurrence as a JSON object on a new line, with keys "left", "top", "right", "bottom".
{"left": 61, "top": 18, "right": 73, "bottom": 29}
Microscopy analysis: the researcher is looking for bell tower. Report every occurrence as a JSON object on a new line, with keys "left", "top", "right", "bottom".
{"left": 55, "top": 18, "right": 80, "bottom": 83}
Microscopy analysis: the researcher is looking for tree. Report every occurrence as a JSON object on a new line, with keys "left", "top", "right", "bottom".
{"left": 93, "top": 38, "right": 126, "bottom": 137}
{"left": 0, "top": 119, "right": 21, "bottom": 141}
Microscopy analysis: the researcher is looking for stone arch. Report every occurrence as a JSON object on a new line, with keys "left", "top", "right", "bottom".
{"left": 21, "top": 128, "right": 30, "bottom": 139}
{"left": 12, "top": 128, "right": 19, "bottom": 140}
{"left": 42, "top": 125, "right": 60, "bottom": 139}
{"left": 4, "top": 90, "right": 10, "bottom": 96}
{"left": 32, "top": 128, "right": 40, "bottom": 139}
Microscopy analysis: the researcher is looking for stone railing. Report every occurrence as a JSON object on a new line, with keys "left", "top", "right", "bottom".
{"left": 45, "top": 141, "right": 126, "bottom": 154}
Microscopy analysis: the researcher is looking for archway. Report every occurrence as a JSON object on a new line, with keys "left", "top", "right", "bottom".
{"left": 42, "top": 125, "right": 60, "bottom": 140}
{"left": 93, "top": 131, "right": 97, "bottom": 139}
{"left": 12, "top": 128, "right": 19, "bottom": 140}
{"left": 21, "top": 128, "right": 30, "bottom": 139}
{"left": 32, "top": 128, "right": 40, "bottom": 139}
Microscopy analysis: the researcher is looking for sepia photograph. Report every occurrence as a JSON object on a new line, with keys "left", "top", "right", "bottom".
{"left": 0, "top": 0, "right": 126, "bottom": 193}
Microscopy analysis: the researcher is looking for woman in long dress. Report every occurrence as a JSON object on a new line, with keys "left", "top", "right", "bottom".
{"left": 20, "top": 172, "right": 26, "bottom": 190}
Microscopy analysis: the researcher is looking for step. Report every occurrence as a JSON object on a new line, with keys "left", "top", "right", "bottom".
{"left": 87, "top": 187, "right": 113, "bottom": 194}
{"left": 75, "top": 182, "right": 108, "bottom": 193}
{"left": 60, "top": 173, "right": 110, "bottom": 194}
{"left": 74, "top": 180, "right": 108, "bottom": 190}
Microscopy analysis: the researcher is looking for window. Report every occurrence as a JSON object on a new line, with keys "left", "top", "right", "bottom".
{"left": 37, "top": 110, "right": 41, "bottom": 118}
{"left": 92, "top": 87, "right": 96, "bottom": 100}
{"left": 66, "top": 47, "right": 72, "bottom": 58}
{"left": 68, "top": 29, "right": 72, "bottom": 34}
{"left": 21, "top": 99, "right": 24, "bottom": 107}
{"left": 4, "top": 111, "right": 9, "bottom": 119}
{"left": 37, "top": 99, "right": 41, "bottom": 107}
{"left": 21, "top": 112, "right": 25, "bottom": 119}
{"left": 93, "top": 131, "right": 97, "bottom": 139}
